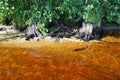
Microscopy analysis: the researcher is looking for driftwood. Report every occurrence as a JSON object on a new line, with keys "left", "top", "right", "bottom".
{"left": 25, "top": 20, "right": 42, "bottom": 41}
{"left": 47, "top": 22, "right": 120, "bottom": 41}
{"left": 48, "top": 24, "right": 76, "bottom": 38}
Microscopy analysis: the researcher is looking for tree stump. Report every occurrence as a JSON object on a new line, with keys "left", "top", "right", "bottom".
{"left": 25, "top": 20, "right": 42, "bottom": 41}
{"left": 75, "top": 22, "right": 100, "bottom": 41}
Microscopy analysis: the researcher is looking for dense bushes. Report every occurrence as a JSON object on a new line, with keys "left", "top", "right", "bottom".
{"left": 0, "top": 0, "right": 120, "bottom": 34}
{"left": 101, "top": 0, "right": 120, "bottom": 24}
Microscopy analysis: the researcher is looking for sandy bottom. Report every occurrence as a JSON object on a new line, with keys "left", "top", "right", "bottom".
{"left": 0, "top": 34, "right": 120, "bottom": 80}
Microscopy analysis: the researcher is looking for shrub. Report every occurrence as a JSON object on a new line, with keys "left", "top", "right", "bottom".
{"left": 0, "top": 0, "right": 120, "bottom": 34}
{"left": 83, "top": 0, "right": 102, "bottom": 27}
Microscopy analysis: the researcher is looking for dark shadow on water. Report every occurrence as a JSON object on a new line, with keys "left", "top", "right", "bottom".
{"left": 102, "top": 30, "right": 120, "bottom": 38}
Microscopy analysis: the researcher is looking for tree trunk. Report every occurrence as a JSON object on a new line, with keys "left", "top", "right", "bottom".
{"left": 25, "top": 20, "right": 42, "bottom": 41}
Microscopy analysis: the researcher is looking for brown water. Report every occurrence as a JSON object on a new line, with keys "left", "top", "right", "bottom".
{"left": 0, "top": 40, "right": 120, "bottom": 80}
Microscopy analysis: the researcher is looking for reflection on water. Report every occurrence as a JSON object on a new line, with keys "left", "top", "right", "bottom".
{"left": 0, "top": 42, "right": 120, "bottom": 80}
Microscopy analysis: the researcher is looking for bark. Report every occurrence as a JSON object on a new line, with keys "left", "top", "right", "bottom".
{"left": 25, "top": 20, "right": 42, "bottom": 41}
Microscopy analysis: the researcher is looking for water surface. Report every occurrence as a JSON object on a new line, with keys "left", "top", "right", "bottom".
{"left": 0, "top": 41, "right": 120, "bottom": 80}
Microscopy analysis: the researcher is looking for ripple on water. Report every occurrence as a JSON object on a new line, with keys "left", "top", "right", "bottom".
{"left": 0, "top": 42, "right": 120, "bottom": 80}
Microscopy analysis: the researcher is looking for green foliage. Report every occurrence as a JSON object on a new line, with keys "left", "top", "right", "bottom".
{"left": 0, "top": 0, "right": 120, "bottom": 34}
{"left": 83, "top": 0, "right": 102, "bottom": 27}
{"left": 101, "top": 0, "right": 120, "bottom": 24}
{"left": 0, "top": 13, "right": 5, "bottom": 24}
{"left": 0, "top": 0, "right": 84, "bottom": 34}
{"left": 83, "top": 0, "right": 120, "bottom": 26}
{"left": 0, "top": 1, "right": 6, "bottom": 24}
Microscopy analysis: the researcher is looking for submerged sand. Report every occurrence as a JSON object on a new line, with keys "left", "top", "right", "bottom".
{"left": 0, "top": 33, "right": 120, "bottom": 80}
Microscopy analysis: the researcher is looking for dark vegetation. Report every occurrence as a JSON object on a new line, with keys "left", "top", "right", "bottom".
{"left": 0, "top": 0, "right": 120, "bottom": 40}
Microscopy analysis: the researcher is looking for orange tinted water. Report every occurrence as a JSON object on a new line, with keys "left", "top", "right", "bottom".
{"left": 0, "top": 41, "right": 120, "bottom": 80}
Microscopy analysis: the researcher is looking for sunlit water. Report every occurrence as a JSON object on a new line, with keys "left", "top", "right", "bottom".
{"left": 0, "top": 40, "right": 120, "bottom": 80}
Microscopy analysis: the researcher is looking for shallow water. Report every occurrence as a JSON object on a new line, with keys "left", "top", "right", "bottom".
{"left": 0, "top": 41, "right": 120, "bottom": 80}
